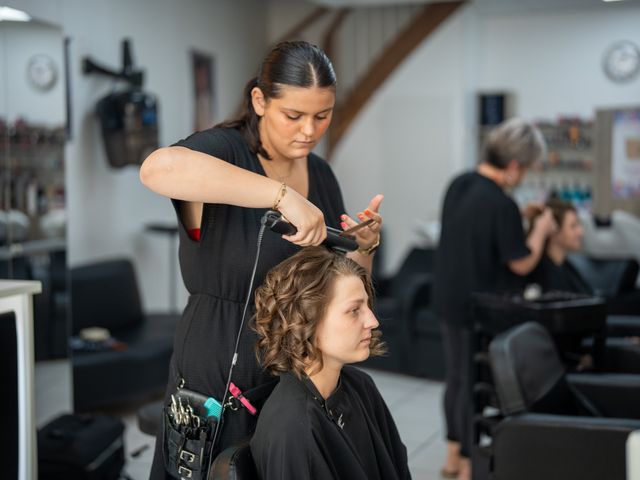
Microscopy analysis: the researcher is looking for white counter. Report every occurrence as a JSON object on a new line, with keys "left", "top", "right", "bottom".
{"left": 630, "top": 430, "right": 640, "bottom": 480}
{"left": 0, "top": 280, "right": 42, "bottom": 480}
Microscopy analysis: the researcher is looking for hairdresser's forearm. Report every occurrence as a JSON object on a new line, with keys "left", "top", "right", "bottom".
{"left": 508, "top": 227, "right": 547, "bottom": 276}
{"left": 140, "top": 146, "right": 281, "bottom": 207}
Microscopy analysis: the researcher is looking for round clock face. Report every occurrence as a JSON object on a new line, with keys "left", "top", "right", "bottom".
{"left": 27, "top": 54, "right": 58, "bottom": 91}
{"left": 603, "top": 41, "right": 640, "bottom": 83}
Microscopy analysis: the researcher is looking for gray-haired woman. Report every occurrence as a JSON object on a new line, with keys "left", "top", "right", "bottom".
{"left": 432, "top": 118, "right": 557, "bottom": 480}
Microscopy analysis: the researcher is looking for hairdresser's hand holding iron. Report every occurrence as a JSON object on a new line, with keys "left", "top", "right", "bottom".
{"left": 277, "top": 186, "right": 327, "bottom": 247}
{"left": 340, "top": 193, "right": 384, "bottom": 270}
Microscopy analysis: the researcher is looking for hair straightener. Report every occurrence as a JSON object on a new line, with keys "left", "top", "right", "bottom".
{"left": 262, "top": 210, "right": 358, "bottom": 254}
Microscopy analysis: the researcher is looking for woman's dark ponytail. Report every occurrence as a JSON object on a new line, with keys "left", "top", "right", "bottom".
{"left": 216, "top": 41, "right": 336, "bottom": 160}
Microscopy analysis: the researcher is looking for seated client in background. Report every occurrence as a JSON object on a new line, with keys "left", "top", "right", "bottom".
{"left": 528, "top": 198, "right": 597, "bottom": 368}
{"left": 250, "top": 247, "right": 411, "bottom": 480}
{"left": 527, "top": 198, "right": 591, "bottom": 294}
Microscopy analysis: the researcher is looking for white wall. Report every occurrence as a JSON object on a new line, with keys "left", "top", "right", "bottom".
{"left": 476, "top": 2, "right": 640, "bottom": 120}
{"left": 331, "top": 6, "right": 474, "bottom": 274}
{"left": 0, "top": 21, "right": 66, "bottom": 126}
{"left": 323, "top": 1, "right": 640, "bottom": 274}
{"left": 7, "top": 0, "right": 268, "bottom": 311}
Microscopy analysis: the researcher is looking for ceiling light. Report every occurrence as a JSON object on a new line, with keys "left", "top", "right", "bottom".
{"left": 0, "top": 6, "right": 31, "bottom": 22}
{"left": 602, "top": 0, "right": 626, "bottom": 2}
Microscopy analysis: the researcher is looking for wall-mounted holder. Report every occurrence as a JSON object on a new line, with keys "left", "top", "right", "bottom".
{"left": 82, "top": 38, "right": 144, "bottom": 87}
{"left": 82, "top": 38, "right": 159, "bottom": 168}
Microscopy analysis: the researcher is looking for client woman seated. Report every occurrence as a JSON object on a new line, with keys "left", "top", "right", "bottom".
{"left": 250, "top": 247, "right": 411, "bottom": 480}
{"left": 528, "top": 198, "right": 591, "bottom": 294}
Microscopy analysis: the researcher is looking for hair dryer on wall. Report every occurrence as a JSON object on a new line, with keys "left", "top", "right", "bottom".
{"left": 84, "top": 39, "right": 159, "bottom": 168}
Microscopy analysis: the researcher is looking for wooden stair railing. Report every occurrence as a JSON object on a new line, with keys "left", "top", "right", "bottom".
{"left": 327, "top": 1, "right": 466, "bottom": 156}
{"left": 323, "top": 8, "right": 352, "bottom": 68}
{"left": 272, "top": 6, "right": 330, "bottom": 46}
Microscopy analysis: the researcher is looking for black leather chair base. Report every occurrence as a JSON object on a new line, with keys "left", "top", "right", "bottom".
{"left": 210, "top": 441, "right": 258, "bottom": 480}
{"left": 137, "top": 399, "right": 163, "bottom": 436}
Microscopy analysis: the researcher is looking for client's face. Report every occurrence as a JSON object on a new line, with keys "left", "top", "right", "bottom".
{"left": 553, "top": 210, "right": 584, "bottom": 252}
{"left": 314, "top": 275, "right": 379, "bottom": 369}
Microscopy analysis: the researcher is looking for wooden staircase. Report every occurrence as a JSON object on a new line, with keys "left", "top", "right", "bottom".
{"left": 274, "top": 1, "right": 466, "bottom": 157}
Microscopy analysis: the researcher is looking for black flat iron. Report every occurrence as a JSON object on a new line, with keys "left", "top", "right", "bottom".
{"left": 262, "top": 210, "right": 358, "bottom": 254}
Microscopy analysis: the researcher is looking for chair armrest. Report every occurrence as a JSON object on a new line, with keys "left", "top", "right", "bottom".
{"left": 210, "top": 439, "right": 257, "bottom": 480}
{"left": 607, "top": 315, "right": 640, "bottom": 336}
{"left": 567, "top": 373, "right": 640, "bottom": 419}
{"left": 608, "top": 291, "right": 640, "bottom": 316}
{"left": 492, "top": 413, "right": 640, "bottom": 480}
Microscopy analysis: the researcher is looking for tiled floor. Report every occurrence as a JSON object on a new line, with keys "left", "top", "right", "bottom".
{"left": 115, "top": 368, "right": 446, "bottom": 480}
{"left": 36, "top": 362, "right": 447, "bottom": 479}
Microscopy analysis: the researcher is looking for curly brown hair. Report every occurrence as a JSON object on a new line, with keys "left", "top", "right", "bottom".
{"left": 254, "top": 246, "right": 386, "bottom": 378}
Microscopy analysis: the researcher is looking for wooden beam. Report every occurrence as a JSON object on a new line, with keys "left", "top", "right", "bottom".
{"left": 272, "top": 6, "right": 330, "bottom": 45}
{"left": 329, "top": 1, "right": 466, "bottom": 154}
{"left": 323, "top": 8, "right": 352, "bottom": 64}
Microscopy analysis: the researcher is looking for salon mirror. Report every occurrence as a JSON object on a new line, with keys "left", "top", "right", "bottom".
{"left": 0, "top": 9, "right": 72, "bottom": 426}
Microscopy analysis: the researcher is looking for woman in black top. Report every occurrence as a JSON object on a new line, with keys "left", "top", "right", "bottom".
{"left": 527, "top": 199, "right": 596, "bottom": 367}
{"left": 140, "top": 41, "right": 383, "bottom": 479}
{"left": 251, "top": 247, "right": 410, "bottom": 479}
{"left": 528, "top": 199, "right": 591, "bottom": 294}
{"left": 432, "top": 118, "right": 557, "bottom": 479}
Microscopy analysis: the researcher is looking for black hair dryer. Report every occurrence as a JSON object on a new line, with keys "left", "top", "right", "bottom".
{"left": 95, "top": 89, "right": 159, "bottom": 168}
{"left": 262, "top": 210, "right": 358, "bottom": 254}
{"left": 84, "top": 39, "right": 159, "bottom": 168}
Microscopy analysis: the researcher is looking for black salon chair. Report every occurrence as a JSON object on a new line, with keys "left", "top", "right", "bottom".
{"left": 210, "top": 442, "right": 258, "bottom": 480}
{"left": 137, "top": 399, "right": 163, "bottom": 436}
{"left": 487, "top": 322, "right": 640, "bottom": 480}
{"left": 567, "top": 253, "right": 640, "bottom": 373}
{"left": 71, "top": 258, "right": 180, "bottom": 410}
{"left": 568, "top": 253, "right": 640, "bottom": 315}
{"left": 365, "top": 247, "right": 435, "bottom": 373}
{"left": 403, "top": 276, "right": 445, "bottom": 379}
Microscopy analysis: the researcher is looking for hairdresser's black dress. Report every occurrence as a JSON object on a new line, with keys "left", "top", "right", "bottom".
{"left": 149, "top": 128, "right": 346, "bottom": 479}
{"left": 250, "top": 366, "right": 411, "bottom": 480}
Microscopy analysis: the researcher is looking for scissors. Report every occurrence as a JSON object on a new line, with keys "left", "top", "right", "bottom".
{"left": 339, "top": 218, "right": 376, "bottom": 237}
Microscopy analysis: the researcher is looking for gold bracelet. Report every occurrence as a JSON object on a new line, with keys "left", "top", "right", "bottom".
{"left": 273, "top": 182, "right": 287, "bottom": 211}
{"left": 357, "top": 234, "right": 380, "bottom": 256}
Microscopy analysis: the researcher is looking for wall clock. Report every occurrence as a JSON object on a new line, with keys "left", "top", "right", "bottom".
{"left": 603, "top": 41, "right": 640, "bottom": 83}
{"left": 27, "top": 54, "right": 58, "bottom": 91}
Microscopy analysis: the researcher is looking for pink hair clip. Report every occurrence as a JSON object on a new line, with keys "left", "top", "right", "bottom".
{"left": 229, "top": 382, "right": 257, "bottom": 415}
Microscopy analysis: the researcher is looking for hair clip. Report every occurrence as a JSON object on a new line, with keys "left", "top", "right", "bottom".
{"left": 229, "top": 382, "right": 257, "bottom": 415}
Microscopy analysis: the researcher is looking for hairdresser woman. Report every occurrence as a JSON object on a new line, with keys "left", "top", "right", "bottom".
{"left": 433, "top": 118, "right": 557, "bottom": 480}
{"left": 139, "top": 41, "right": 383, "bottom": 479}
